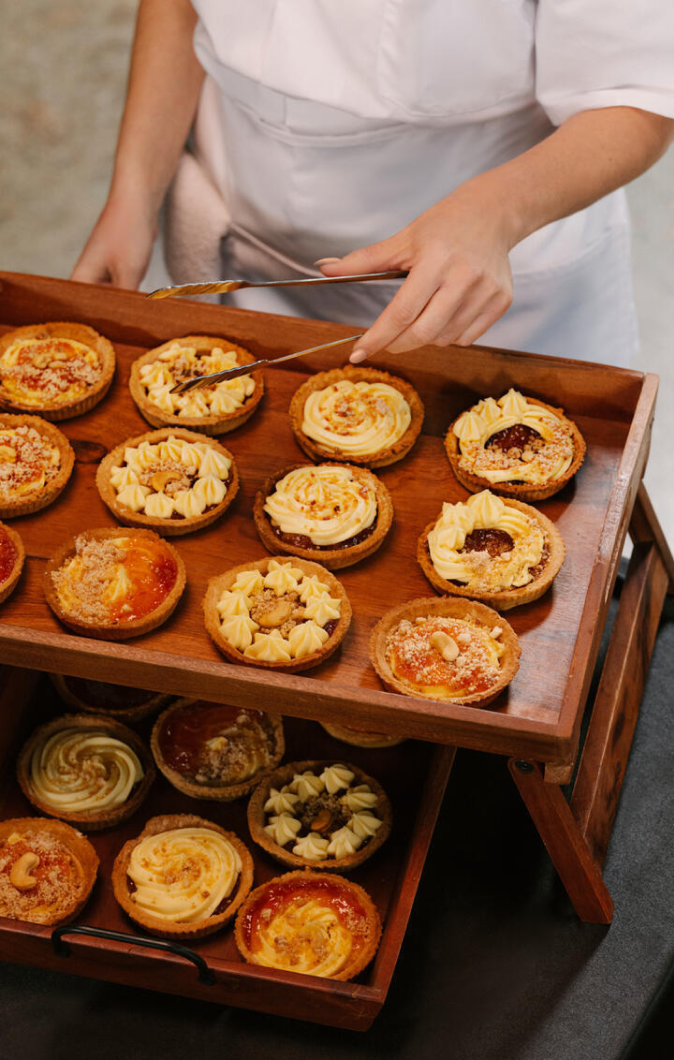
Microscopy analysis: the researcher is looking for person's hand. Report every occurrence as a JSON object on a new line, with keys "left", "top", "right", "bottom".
{"left": 316, "top": 179, "right": 515, "bottom": 363}
{"left": 70, "top": 191, "right": 158, "bottom": 289}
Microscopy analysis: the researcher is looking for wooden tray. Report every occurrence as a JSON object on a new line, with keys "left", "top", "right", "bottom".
{"left": 0, "top": 271, "right": 659, "bottom": 775}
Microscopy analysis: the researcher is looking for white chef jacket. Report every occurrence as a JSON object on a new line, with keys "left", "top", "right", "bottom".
{"left": 168, "top": 1, "right": 674, "bottom": 366}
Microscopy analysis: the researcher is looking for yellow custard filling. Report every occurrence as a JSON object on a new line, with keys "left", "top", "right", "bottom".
{"left": 302, "top": 379, "right": 411, "bottom": 457}
{"left": 0, "top": 426, "right": 61, "bottom": 501}
{"left": 0, "top": 337, "right": 102, "bottom": 408}
{"left": 110, "top": 435, "right": 232, "bottom": 519}
{"left": 387, "top": 616, "right": 504, "bottom": 701}
{"left": 250, "top": 895, "right": 355, "bottom": 977}
{"left": 139, "top": 344, "right": 255, "bottom": 419}
{"left": 264, "top": 465, "right": 377, "bottom": 546}
{"left": 29, "top": 728, "right": 144, "bottom": 814}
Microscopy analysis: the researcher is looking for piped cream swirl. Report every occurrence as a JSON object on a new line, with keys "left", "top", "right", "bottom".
{"left": 264, "top": 466, "right": 376, "bottom": 545}
{"left": 302, "top": 379, "right": 410, "bottom": 457}
{"left": 30, "top": 728, "right": 144, "bottom": 814}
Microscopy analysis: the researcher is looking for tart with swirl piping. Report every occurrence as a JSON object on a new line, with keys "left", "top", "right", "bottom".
{"left": 445, "top": 389, "right": 586, "bottom": 501}
{"left": 112, "top": 814, "right": 254, "bottom": 939}
{"left": 151, "top": 698, "right": 285, "bottom": 801}
{"left": 0, "top": 413, "right": 74, "bottom": 518}
{"left": 44, "top": 527, "right": 186, "bottom": 640}
{"left": 96, "top": 427, "right": 239, "bottom": 536}
{"left": 204, "top": 556, "right": 352, "bottom": 673}
{"left": 0, "top": 817, "right": 99, "bottom": 926}
{"left": 417, "top": 489, "right": 565, "bottom": 610}
{"left": 248, "top": 759, "right": 392, "bottom": 872}
{"left": 16, "top": 714, "right": 155, "bottom": 831}
{"left": 235, "top": 870, "right": 382, "bottom": 981}
{"left": 0, "top": 322, "right": 115, "bottom": 421}
{"left": 0, "top": 520, "right": 25, "bottom": 604}
{"left": 289, "top": 365, "right": 424, "bottom": 468}
{"left": 129, "top": 335, "right": 263, "bottom": 435}
{"left": 254, "top": 462, "right": 393, "bottom": 569}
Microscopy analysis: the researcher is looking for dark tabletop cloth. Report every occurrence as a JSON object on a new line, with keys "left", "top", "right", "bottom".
{"left": 1, "top": 581, "right": 673, "bottom": 1060}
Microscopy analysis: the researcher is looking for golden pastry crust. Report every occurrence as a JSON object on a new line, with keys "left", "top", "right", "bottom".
{"left": 318, "top": 722, "right": 406, "bottom": 748}
{"left": 289, "top": 364, "right": 425, "bottom": 468}
{"left": 248, "top": 759, "right": 392, "bottom": 872}
{"left": 129, "top": 335, "right": 264, "bottom": 436}
{"left": 16, "top": 713, "right": 155, "bottom": 832}
{"left": 253, "top": 462, "right": 394, "bottom": 570}
{"left": 112, "top": 814, "right": 254, "bottom": 940}
{"left": 370, "top": 596, "right": 520, "bottom": 707}
{"left": 44, "top": 527, "right": 186, "bottom": 640}
{"left": 49, "top": 672, "right": 173, "bottom": 723}
{"left": 0, "top": 322, "right": 115, "bottom": 420}
{"left": 0, "top": 817, "right": 99, "bottom": 926}
{"left": 203, "top": 556, "right": 352, "bottom": 673}
{"left": 96, "top": 427, "right": 239, "bottom": 536}
{"left": 417, "top": 495, "right": 566, "bottom": 611}
{"left": 151, "top": 698, "right": 285, "bottom": 801}
{"left": 445, "top": 393, "right": 586, "bottom": 501}
{"left": 235, "top": 870, "right": 382, "bottom": 981}
{"left": 0, "top": 413, "right": 74, "bottom": 518}
{"left": 0, "top": 520, "right": 25, "bottom": 605}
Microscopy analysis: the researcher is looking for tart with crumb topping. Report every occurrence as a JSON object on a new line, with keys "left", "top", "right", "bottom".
{"left": 0, "top": 413, "right": 74, "bottom": 517}
{"left": 0, "top": 817, "right": 99, "bottom": 926}
{"left": 248, "top": 759, "right": 392, "bottom": 872}
{"left": 254, "top": 462, "right": 393, "bottom": 569}
{"left": 235, "top": 870, "right": 382, "bottom": 981}
{"left": 418, "top": 489, "right": 565, "bottom": 610}
{"left": 96, "top": 427, "right": 239, "bottom": 536}
{"left": 319, "top": 722, "right": 406, "bottom": 749}
{"left": 129, "top": 335, "right": 264, "bottom": 435}
{"left": 289, "top": 364, "right": 424, "bottom": 468}
{"left": 0, "top": 322, "right": 115, "bottom": 420}
{"left": 49, "top": 673, "right": 173, "bottom": 723}
{"left": 44, "top": 527, "right": 186, "bottom": 640}
{"left": 151, "top": 698, "right": 285, "bottom": 801}
{"left": 445, "top": 389, "right": 586, "bottom": 501}
{"left": 370, "top": 597, "right": 520, "bottom": 707}
{"left": 204, "top": 556, "right": 352, "bottom": 673}
{"left": 112, "top": 814, "right": 254, "bottom": 939}
{"left": 0, "top": 520, "right": 24, "bottom": 604}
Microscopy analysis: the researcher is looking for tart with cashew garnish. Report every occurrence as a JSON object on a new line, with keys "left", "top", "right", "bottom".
{"left": 370, "top": 597, "right": 520, "bottom": 707}
{"left": 0, "top": 322, "right": 115, "bottom": 420}
{"left": 129, "top": 335, "right": 264, "bottom": 435}
{"left": 0, "top": 817, "right": 99, "bottom": 926}
{"left": 0, "top": 413, "right": 74, "bottom": 518}
{"left": 96, "top": 427, "right": 239, "bottom": 535}
{"left": 0, "top": 520, "right": 25, "bottom": 604}
{"left": 248, "top": 759, "right": 392, "bottom": 872}
{"left": 204, "top": 556, "right": 352, "bottom": 673}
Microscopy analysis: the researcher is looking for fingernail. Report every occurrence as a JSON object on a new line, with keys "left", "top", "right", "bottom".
{"left": 314, "top": 257, "right": 341, "bottom": 266}
{"left": 349, "top": 348, "right": 369, "bottom": 364}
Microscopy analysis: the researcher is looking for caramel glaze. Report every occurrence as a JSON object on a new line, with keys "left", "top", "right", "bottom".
{"left": 485, "top": 424, "right": 542, "bottom": 451}
{"left": 240, "top": 875, "right": 369, "bottom": 951}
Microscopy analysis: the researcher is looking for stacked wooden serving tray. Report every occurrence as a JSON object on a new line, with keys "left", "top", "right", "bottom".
{"left": 0, "top": 271, "right": 671, "bottom": 1030}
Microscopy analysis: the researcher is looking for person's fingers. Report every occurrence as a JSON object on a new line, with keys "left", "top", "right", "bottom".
{"left": 317, "top": 235, "right": 402, "bottom": 278}
{"left": 70, "top": 248, "right": 112, "bottom": 285}
{"left": 348, "top": 263, "right": 440, "bottom": 363}
{"left": 452, "top": 291, "right": 513, "bottom": 347}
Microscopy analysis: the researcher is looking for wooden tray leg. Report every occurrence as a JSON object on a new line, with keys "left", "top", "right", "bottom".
{"left": 628, "top": 483, "right": 674, "bottom": 593}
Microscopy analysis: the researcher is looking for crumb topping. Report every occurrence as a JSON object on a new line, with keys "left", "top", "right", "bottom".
{"left": 0, "top": 831, "right": 84, "bottom": 923}
{"left": 386, "top": 615, "right": 504, "bottom": 700}
{"left": 0, "top": 337, "right": 103, "bottom": 408}
{"left": 0, "top": 425, "right": 61, "bottom": 501}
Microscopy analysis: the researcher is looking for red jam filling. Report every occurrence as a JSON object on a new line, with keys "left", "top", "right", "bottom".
{"left": 0, "top": 529, "right": 17, "bottom": 584}
{"left": 110, "top": 543, "right": 178, "bottom": 622}
{"left": 158, "top": 701, "right": 267, "bottom": 775}
{"left": 241, "top": 876, "right": 368, "bottom": 951}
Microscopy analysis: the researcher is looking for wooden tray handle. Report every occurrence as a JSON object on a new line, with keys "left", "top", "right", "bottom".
{"left": 51, "top": 924, "right": 216, "bottom": 985}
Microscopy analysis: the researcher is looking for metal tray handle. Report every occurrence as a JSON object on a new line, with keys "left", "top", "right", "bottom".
{"left": 51, "top": 924, "right": 215, "bottom": 985}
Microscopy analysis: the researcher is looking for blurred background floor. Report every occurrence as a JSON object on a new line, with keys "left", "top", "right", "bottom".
{"left": 1, "top": 1, "right": 672, "bottom": 540}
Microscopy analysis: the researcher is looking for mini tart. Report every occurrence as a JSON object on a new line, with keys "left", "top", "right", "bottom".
{"left": 235, "top": 870, "right": 382, "bottom": 981}
{"left": 0, "top": 322, "right": 115, "bottom": 421}
{"left": 254, "top": 462, "right": 393, "bottom": 570}
{"left": 248, "top": 759, "right": 392, "bottom": 872}
{"left": 112, "top": 814, "right": 254, "bottom": 940}
{"left": 49, "top": 673, "right": 173, "bottom": 723}
{"left": 129, "top": 335, "right": 264, "bottom": 436}
{"left": 445, "top": 388, "right": 586, "bottom": 501}
{"left": 0, "top": 817, "right": 99, "bottom": 926}
{"left": 370, "top": 597, "right": 520, "bottom": 707}
{"left": 204, "top": 556, "right": 352, "bottom": 673}
{"left": 16, "top": 713, "right": 155, "bottom": 832}
{"left": 0, "top": 520, "right": 25, "bottom": 604}
{"left": 44, "top": 527, "right": 186, "bottom": 640}
{"left": 96, "top": 427, "right": 239, "bottom": 536}
{"left": 0, "top": 413, "right": 74, "bottom": 517}
{"left": 417, "top": 489, "right": 565, "bottom": 611}
{"left": 151, "top": 698, "right": 285, "bottom": 801}
{"left": 318, "top": 722, "right": 406, "bottom": 749}
{"left": 289, "top": 364, "right": 424, "bottom": 468}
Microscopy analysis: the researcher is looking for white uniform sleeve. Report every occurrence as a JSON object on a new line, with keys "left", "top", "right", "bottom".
{"left": 535, "top": 1, "right": 674, "bottom": 125}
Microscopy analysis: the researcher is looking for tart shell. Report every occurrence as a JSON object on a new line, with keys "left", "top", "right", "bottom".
{"left": 444, "top": 396, "right": 586, "bottom": 502}
{"left": 369, "top": 596, "right": 521, "bottom": 707}
{"left": 112, "top": 813, "right": 255, "bottom": 940}
{"left": 96, "top": 427, "right": 240, "bottom": 536}
{"left": 16, "top": 713, "right": 155, "bottom": 832}
{"left": 288, "top": 364, "right": 425, "bottom": 468}
{"left": 0, "top": 413, "right": 75, "bottom": 518}
{"left": 318, "top": 722, "right": 407, "bottom": 749}
{"left": 204, "top": 556, "right": 352, "bottom": 674}
{"left": 253, "top": 462, "right": 394, "bottom": 570}
{"left": 0, "top": 521, "right": 25, "bottom": 605}
{"left": 129, "top": 335, "right": 264, "bottom": 435}
{"left": 43, "top": 527, "right": 186, "bottom": 640}
{"left": 417, "top": 497, "right": 566, "bottom": 611}
{"left": 248, "top": 758, "right": 392, "bottom": 872}
{"left": 49, "top": 672, "right": 173, "bottom": 724}
{"left": 0, "top": 322, "right": 116, "bottom": 421}
{"left": 151, "top": 698, "right": 285, "bottom": 801}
